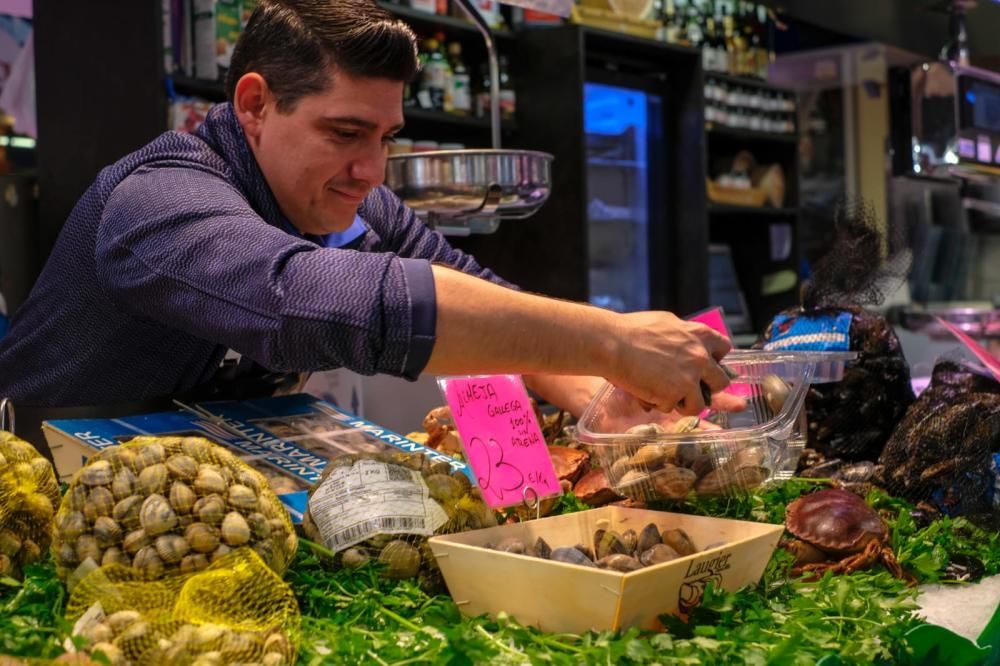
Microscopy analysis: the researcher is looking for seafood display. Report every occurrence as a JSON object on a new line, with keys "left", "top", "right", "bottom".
{"left": 485, "top": 521, "right": 703, "bottom": 572}
{"left": 50, "top": 436, "right": 298, "bottom": 581}
{"left": 782, "top": 488, "right": 909, "bottom": 582}
{"left": 0, "top": 432, "right": 62, "bottom": 579}
{"left": 877, "top": 359, "right": 1000, "bottom": 518}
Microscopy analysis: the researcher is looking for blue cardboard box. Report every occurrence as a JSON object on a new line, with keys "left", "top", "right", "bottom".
{"left": 42, "top": 393, "right": 469, "bottom": 523}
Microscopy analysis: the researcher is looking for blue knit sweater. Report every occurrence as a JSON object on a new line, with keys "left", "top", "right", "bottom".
{"left": 0, "top": 103, "right": 509, "bottom": 407}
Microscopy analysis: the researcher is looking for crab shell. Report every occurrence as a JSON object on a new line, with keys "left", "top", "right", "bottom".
{"left": 785, "top": 488, "right": 888, "bottom": 556}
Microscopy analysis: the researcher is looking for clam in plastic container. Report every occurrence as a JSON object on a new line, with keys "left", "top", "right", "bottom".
{"left": 575, "top": 350, "right": 856, "bottom": 501}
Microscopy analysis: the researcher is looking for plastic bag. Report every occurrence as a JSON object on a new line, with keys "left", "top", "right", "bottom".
{"left": 66, "top": 547, "right": 299, "bottom": 666}
{"left": 0, "top": 431, "right": 61, "bottom": 579}
{"left": 51, "top": 436, "right": 297, "bottom": 582}
{"left": 302, "top": 449, "right": 494, "bottom": 592}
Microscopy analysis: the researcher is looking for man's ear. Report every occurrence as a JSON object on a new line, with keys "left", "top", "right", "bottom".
{"left": 233, "top": 73, "right": 271, "bottom": 143}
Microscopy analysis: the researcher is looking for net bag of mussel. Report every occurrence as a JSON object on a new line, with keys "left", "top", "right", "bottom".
{"left": 757, "top": 201, "right": 914, "bottom": 470}
{"left": 303, "top": 449, "right": 495, "bottom": 592}
{"left": 64, "top": 547, "right": 299, "bottom": 666}
{"left": 877, "top": 357, "right": 1000, "bottom": 525}
{"left": 51, "top": 436, "right": 297, "bottom": 583}
{"left": 0, "top": 431, "right": 61, "bottom": 579}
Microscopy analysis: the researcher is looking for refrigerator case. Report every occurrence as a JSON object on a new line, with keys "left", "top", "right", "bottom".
{"left": 584, "top": 80, "right": 664, "bottom": 312}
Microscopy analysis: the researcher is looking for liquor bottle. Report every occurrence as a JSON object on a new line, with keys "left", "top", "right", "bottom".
{"left": 684, "top": 4, "right": 703, "bottom": 48}
{"left": 410, "top": 0, "right": 438, "bottom": 14}
{"left": 498, "top": 55, "right": 516, "bottom": 120}
{"left": 701, "top": 16, "right": 715, "bottom": 72}
{"left": 447, "top": 42, "right": 472, "bottom": 115}
{"left": 413, "top": 39, "right": 433, "bottom": 109}
{"left": 764, "top": 5, "right": 777, "bottom": 71}
{"left": 723, "top": 8, "right": 737, "bottom": 75}
{"left": 423, "top": 37, "right": 452, "bottom": 112}
{"left": 662, "top": 0, "right": 680, "bottom": 44}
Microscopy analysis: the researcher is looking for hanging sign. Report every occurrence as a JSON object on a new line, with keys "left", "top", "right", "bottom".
{"left": 438, "top": 375, "right": 560, "bottom": 509}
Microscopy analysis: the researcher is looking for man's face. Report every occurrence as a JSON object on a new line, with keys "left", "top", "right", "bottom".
{"left": 240, "top": 68, "right": 405, "bottom": 235}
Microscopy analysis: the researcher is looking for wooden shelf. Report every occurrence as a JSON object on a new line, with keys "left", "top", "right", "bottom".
{"left": 580, "top": 25, "right": 700, "bottom": 59}
{"left": 708, "top": 203, "right": 798, "bottom": 216}
{"left": 706, "top": 124, "right": 798, "bottom": 144}
{"left": 404, "top": 107, "right": 516, "bottom": 131}
{"left": 378, "top": 2, "right": 515, "bottom": 40}
{"left": 704, "top": 71, "right": 795, "bottom": 94}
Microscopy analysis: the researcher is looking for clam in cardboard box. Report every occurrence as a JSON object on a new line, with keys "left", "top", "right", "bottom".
{"left": 428, "top": 506, "right": 783, "bottom": 634}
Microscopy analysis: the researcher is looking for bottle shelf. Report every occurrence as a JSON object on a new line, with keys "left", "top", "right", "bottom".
{"left": 708, "top": 203, "right": 798, "bottom": 216}
{"left": 705, "top": 71, "right": 794, "bottom": 94}
{"left": 706, "top": 124, "right": 798, "bottom": 144}
{"left": 378, "top": 2, "right": 515, "bottom": 41}
{"left": 404, "top": 106, "right": 516, "bottom": 131}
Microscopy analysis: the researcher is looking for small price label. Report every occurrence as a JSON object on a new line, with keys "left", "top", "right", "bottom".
{"left": 438, "top": 375, "right": 561, "bottom": 509}
{"left": 937, "top": 317, "right": 1000, "bottom": 382}
{"left": 689, "top": 306, "right": 732, "bottom": 340}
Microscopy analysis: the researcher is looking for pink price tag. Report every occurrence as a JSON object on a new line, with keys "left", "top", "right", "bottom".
{"left": 687, "top": 307, "right": 752, "bottom": 402}
{"left": 937, "top": 317, "right": 1000, "bottom": 382}
{"left": 688, "top": 306, "right": 732, "bottom": 340}
{"left": 438, "top": 375, "right": 561, "bottom": 509}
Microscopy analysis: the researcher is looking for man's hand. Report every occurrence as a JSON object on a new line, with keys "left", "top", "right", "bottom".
{"left": 605, "top": 311, "right": 733, "bottom": 416}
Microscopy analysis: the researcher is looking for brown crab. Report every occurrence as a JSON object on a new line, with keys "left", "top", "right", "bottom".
{"left": 782, "top": 488, "right": 912, "bottom": 583}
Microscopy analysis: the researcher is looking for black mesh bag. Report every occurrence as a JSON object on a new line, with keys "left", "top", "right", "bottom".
{"left": 877, "top": 358, "right": 1000, "bottom": 522}
{"left": 757, "top": 201, "right": 915, "bottom": 465}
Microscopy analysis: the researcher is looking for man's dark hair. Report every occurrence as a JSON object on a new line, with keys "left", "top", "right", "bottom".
{"left": 226, "top": 0, "right": 419, "bottom": 112}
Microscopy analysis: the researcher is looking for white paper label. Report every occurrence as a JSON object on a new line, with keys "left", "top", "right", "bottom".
{"left": 308, "top": 459, "right": 449, "bottom": 552}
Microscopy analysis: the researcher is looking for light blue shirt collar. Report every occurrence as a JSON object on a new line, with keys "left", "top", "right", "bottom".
{"left": 321, "top": 215, "right": 368, "bottom": 248}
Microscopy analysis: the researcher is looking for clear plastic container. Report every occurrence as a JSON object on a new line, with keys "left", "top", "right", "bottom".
{"left": 575, "top": 350, "right": 856, "bottom": 501}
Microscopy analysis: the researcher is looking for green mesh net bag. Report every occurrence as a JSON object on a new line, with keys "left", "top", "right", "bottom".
{"left": 0, "top": 431, "right": 61, "bottom": 579}
{"left": 302, "top": 448, "right": 495, "bottom": 592}
{"left": 65, "top": 547, "right": 299, "bottom": 666}
{"left": 51, "top": 436, "right": 297, "bottom": 582}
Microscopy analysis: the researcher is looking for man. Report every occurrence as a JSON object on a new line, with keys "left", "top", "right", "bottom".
{"left": 0, "top": 0, "right": 732, "bottom": 447}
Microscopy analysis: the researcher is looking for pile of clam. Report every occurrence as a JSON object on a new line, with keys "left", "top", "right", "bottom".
{"left": 51, "top": 436, "right": 297, "bottom": 581}
{"left": 77, "top": 612, "right": 293, "bottom": 666}
{"left": 488, "top": 522, "right": 702, "bottom": 572}
{"left": 601, "top": 418, "right": 771, "bottom": 501}
{"left": 0, "top": 432, "right": 61, "bottom": 579}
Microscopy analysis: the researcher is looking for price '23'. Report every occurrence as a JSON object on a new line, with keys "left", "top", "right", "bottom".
{"left": 467, "top": 436, "right": 524, "bottom": 502}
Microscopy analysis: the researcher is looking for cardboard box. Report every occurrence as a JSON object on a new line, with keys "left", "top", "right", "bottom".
{"left": 428, "top": 506, "right": 783, "bottom": 634}
{"left": 42, "top": 393, "right": 470, "bottom": 523}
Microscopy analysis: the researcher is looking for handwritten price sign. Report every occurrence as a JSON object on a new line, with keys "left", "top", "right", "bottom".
{"left": 438, "top": 375, "right": 561, "bottom": 509}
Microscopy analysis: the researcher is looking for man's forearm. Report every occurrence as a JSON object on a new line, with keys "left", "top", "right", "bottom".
{"left": 423, "top": 265, "right": 733, "bottom": 416}
{"left": 424, "top": 265, "right": 619, "bottom": 379}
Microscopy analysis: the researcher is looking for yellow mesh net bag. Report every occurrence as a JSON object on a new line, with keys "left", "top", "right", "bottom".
{"left": 65, "top": 547, "right": 299, "bottom": 666}
{"left": 0, "top": 431, "right": 61, "bottom": 579}
{"left": 51, "top": 436, "right": 297, "bottom": 582}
